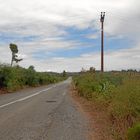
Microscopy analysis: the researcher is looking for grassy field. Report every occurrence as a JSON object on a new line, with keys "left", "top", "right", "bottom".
{"left": 0, "top": 64, "right": 66, "bottom": 93}
{"left": 73, "top": 72, "right": 140, "bottom": 140}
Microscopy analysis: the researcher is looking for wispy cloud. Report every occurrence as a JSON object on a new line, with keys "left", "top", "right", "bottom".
{"left": 0, "top": 0, "right": 139, "bottom": 71}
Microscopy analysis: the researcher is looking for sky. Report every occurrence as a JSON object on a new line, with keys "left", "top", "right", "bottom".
{"left": 0, "top": 0, "right": 140, "bottom": 72}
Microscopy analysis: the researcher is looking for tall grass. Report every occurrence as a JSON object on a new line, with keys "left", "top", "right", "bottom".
{"left": 0, "top": 64, "right": 65, "bottom": 92}
{"left": 73, "top": 72, "right": 140, "bottom": 140}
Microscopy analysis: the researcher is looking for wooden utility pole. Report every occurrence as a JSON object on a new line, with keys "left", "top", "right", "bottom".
{"left": 100, "top": 12, "right": 105, "bottom": 72}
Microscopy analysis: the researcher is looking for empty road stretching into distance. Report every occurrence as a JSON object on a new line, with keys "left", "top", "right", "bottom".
{"left": 0, "top": 78, "right": 88, "bottom": 140}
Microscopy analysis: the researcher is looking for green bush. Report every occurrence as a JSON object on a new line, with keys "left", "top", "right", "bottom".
{"left": 0, "top": 64, "right": 65, "bottom": 92}
{"left": 73, "top": 72, "right": 140, "bottom": 140}
{"left": 127, "top": 123, "right": 140, "bottom": 140}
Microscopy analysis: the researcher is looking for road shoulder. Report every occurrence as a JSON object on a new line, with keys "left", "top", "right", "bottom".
{"left": 70, "top": 85, "right": 114, "bottom": 140}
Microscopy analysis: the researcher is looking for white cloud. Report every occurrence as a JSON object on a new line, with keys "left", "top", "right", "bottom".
{"left": 1, "top": 41, "right": 139, "bottom": 72}
{"left": 86, "top": 34, "right": 99, "bottom": 39}
{"left": 0, "top": 0, "right": 139, "bottom": 71}
{"left": 17, "top": 44, "right": 139, "bottom": 72}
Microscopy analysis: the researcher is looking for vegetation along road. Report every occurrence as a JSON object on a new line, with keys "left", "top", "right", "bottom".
{"left": 0, "top": 77, "right": 88, "bottom": 140}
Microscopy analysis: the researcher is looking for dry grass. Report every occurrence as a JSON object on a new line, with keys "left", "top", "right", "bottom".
{"left": 71, "top": 86, "right": 114, "bottom": 140}
{"left": 73, "top": 72, "right": 140, "bottom": 140}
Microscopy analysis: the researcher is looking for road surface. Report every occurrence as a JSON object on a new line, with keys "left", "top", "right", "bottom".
{"left": 0, "top": 78, "right": 88, "bottom": 140}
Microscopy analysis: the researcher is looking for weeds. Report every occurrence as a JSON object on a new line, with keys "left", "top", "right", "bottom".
{"left": 73, "top": 72, "right": 140, "bottom": 140}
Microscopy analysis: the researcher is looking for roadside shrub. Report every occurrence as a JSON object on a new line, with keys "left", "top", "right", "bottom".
{"left": 127, "top": 123, "right": 140, "bottom": 140}
{"left": 0, "top": 64, "right": 65, "bottom": 92}
{"left": 73, "top": 72, "right": 140, "bottom": 140}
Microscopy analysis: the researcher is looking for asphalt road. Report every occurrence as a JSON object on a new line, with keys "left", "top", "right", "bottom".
{"left": 0, "top": 78, "right": 88, "bottom": 140}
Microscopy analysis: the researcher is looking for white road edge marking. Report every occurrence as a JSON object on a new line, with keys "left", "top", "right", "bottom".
{"left": 0, "top": 87, "right": 52, "bottom": 109}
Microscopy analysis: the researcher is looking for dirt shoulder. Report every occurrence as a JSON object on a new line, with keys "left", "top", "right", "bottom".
{"left": 70, "top": 86, "right": 114, "bottom": 140}
{"left": 0, "top": 89, "right": 8, "bottom": 95}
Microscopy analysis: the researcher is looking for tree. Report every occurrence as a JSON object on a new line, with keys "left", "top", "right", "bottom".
{"left": 28, "top": 65, "right": 35, "bottom": 71}
{"left": 9, "top": 43, "right": 23, "bottom": 66}
{"left": 62, "top": 70, "right": 66, "bottom": 77}
{"left": 89, "top": 67, "right": 96, "bottom": 73}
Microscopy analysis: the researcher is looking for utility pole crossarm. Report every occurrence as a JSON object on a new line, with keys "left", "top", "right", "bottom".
{"left": 100, "top": 12, "right": 105, "bottom": 22}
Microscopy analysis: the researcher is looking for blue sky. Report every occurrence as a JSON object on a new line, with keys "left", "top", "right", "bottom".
{"left": 0, "top": 0, "right": 140, "bottom": 72}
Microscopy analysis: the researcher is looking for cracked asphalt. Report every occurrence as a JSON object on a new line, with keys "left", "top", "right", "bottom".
{"left": 0, "top": 78, "right": 88, "bottom": 140}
